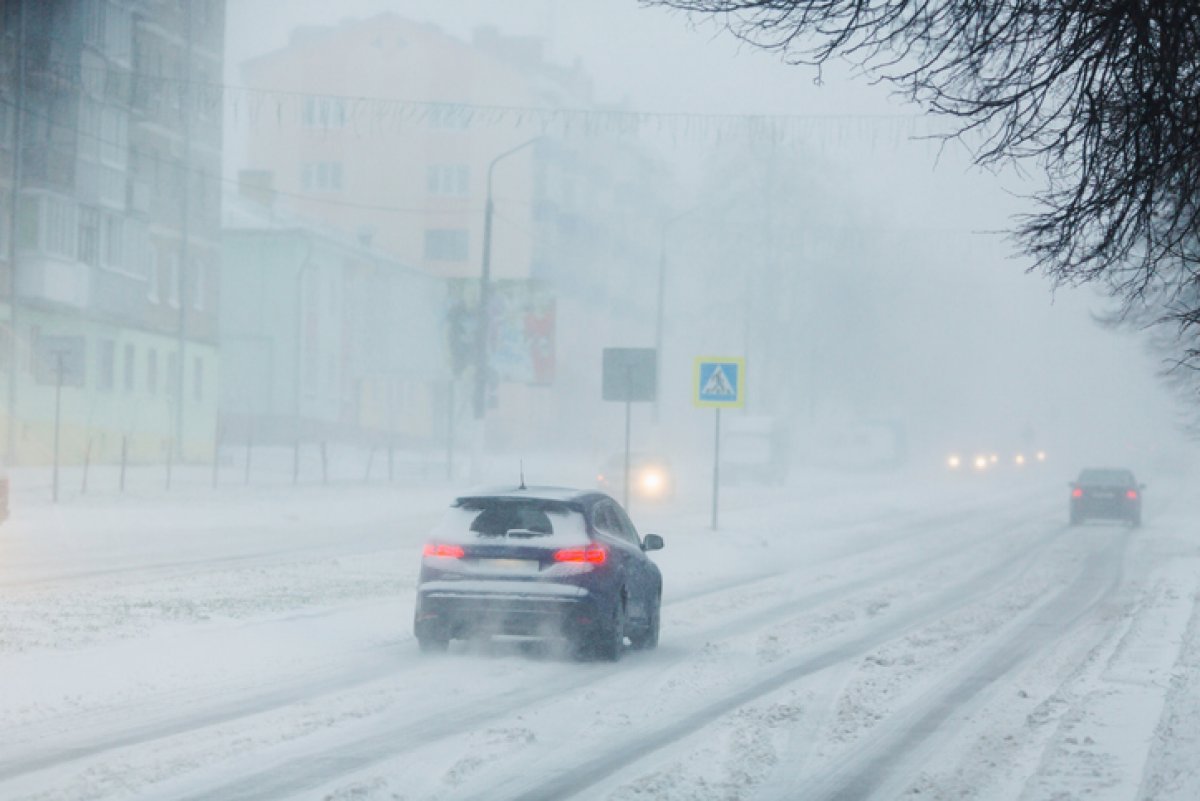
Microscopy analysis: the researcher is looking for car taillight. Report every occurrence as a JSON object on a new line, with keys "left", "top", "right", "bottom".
{"left": 554, "top": 545, "right": 607, "bottom": 564}
{"left": 1072, "top": 488, "right": 1083, "bottom": 498}
{"left": 1126, "top": 490, "right": 1138, "bottom": 500}
{"left": 423, "top": 543, "right": 465, "bottom": 559}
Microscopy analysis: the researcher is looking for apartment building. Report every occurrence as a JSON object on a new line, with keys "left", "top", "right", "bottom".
{"left": 0, "top": 0, "right": 224, "bottom": 464}
{"left": 235, "top": 16, "right": 673, "bottom": 452}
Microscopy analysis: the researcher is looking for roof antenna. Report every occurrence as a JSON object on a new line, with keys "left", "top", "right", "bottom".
{"left": 519, "top": 459, "right": 527, "bottom": 490}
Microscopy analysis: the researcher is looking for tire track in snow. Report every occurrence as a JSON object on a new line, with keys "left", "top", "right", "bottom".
{"left": 0, "top": 492, "right": 1041, "bottom": 790}
{"left": 792, "top": 529, "right": 1131, "bottom": 800}
{"left": 0, "top": 495, "right": 1057, "bottom": 801}
{"left": 158, "top": 507, "right": 1065, "bottom": 801}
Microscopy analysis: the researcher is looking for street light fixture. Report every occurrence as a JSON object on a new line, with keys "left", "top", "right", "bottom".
{"left": 653, "top": 189, "right": 759, "bottom": 423}
{"left": 473, "top": 136, "right": 542, "bottom": 421}
{"left": 654, "top": 204, "right": 710, "bottom": 423}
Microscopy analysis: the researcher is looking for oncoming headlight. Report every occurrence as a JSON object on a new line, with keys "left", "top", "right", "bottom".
{"left": 639, "top": 469, "right": 666, "bottom": 496}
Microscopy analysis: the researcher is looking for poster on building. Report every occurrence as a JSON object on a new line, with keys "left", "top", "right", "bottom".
{"left": 447, "top": 279, "right": 556, "bottom": 386}
{"left": 490, "top": 279, "right": 555, "bottom": 386}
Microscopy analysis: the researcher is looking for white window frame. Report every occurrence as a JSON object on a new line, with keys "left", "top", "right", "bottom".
{"left": 147, "top": 348, "right": 158, "bottom": 395}
{"left": 192, "top": 259, "right": 205, "bottom": 311}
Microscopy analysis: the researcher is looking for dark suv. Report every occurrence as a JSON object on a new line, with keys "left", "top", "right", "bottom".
{"left": 414, "top": 487, "right": 664, "bottom": 660}
{"left": 1069, "top": 468, "right": 1143, "bottom": 527}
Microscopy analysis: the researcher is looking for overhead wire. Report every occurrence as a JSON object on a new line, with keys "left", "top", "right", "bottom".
{"left": 0, "top": 95, "right": 484, "bottom": 218}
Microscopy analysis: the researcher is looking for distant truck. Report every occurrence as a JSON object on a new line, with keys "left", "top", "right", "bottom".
{"left": 721, "top": 416, "right": 790, "bottom": 486}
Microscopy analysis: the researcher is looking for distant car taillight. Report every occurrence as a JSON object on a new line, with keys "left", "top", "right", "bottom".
{"left": 1072, "top": 488, "right": 1083, "bottom": 498}
{"left": 554, "top": 545, "right": 607, "bottom": 564}
{"left": 423, "top": 543, "right": 465, "bottom": 559}
{"left": 1126, "top": 490, "right": 1138, "bottom": 500}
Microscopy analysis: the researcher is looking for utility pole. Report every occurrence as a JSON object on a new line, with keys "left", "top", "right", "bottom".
{"left": 473, "top": 136, "right": 541, "bottom": 421}
{"left": 5, "top": 0, "right": 27, "bottom": 463}
{"left": 175, "top": 3, "right": 193, "bottom": 458}
{"left": 52, "top": 352, "right": 64, "bottom": 504}
{"left": 470, "top": 137, "right": 540, "bottom": 481}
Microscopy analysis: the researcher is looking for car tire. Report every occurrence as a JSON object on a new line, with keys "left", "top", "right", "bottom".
{"left": 1069, "top": 510, "right": 1081, "bottom": 526}
{"left": 591, "top": 595, "right": 626, "bottom": 662}
{"left": 1131, "top": 512, "right": 1142, "bottom": 528}
{"left": 629, "top": 593, "right": 660, "bottom": 651}
{"left": 417, "top": 635, "right": 450, "bottom": 654}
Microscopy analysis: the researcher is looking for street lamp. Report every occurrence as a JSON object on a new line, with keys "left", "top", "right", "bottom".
{"left": 292, "top": 245, "right": 315, "bottom": 483}
{"left": 473, "top": 136, "right": 542, "bottom": 421}
{"left": 654, "top": 205, "right": 705, "bottom": 423}
{"left": 653, "top": 190, "right": 759, "bottom": 422}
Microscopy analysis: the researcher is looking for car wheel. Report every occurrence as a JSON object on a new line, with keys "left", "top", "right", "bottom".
{"left": 1069, "top": 510, "right": 1081, "bottom": 526}
{"left": 590, "top": 595, "right": 626, "bottom": 662}
{"left": 417, "top": 635, "right": 450, "bottom": 654}
{"left": 629, "top": 593, "right": 660, "bottom": 651}
{"left": 1131, "top": 513, "right": 1142, "bottom": 528}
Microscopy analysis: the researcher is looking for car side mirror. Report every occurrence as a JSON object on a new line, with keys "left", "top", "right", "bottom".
{"left": 1067, "top": 481, "right": 1077, "bottom": 488}
{"left": 1139, "top": 483, "right": 1147, "bottom": 490}
{"left": 642, "top": 533, "right": 664, "bottom": 552}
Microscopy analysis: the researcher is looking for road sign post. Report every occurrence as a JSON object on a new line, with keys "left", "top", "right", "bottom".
{"left": 694, "top": 357, "right": 745, "bottom": 530}
{"left": 602, "top": 348, "right": 657, "bottom": 509}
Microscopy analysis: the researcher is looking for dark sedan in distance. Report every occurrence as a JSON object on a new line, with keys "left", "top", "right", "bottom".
{"left": 414, "top": 486, "right": 664, "bottom": 660}
{"left": 1069, "top": 468, "right": 1143, "bottom": 527}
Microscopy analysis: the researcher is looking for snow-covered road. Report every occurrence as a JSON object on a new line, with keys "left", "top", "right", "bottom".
{"left": 1, "top": 472, "right": 1197, "bottom": 800}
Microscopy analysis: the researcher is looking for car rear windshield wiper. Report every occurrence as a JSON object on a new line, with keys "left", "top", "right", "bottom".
{"left": 504, "top": 527, "right": 551, "bottom": 538}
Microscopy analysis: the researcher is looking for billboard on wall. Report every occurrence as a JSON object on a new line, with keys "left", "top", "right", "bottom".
{"left": 447, "top": 279, "right": 556, "bottom": 386}
{"left": 489, "top": 279, "right": 555, "bottom": 386}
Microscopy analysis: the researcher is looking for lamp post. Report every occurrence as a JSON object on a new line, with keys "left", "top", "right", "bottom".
{"left": 654, "top": 206, "right": 704, "bottom": 423}
{"left": 292, "top": 246, "right": 315, "bottom": 484}
{"left": 473, "top": 136, "right": 541, "bottom": 421}
{"left": 653, "top": 190, "right": 758, "bottom": 423}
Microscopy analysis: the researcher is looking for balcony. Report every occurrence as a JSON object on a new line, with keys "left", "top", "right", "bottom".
{"left": 16, "top": 255, "right": 90, "bottom": 309}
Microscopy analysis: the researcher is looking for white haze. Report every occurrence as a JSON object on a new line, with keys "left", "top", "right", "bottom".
{"left": 5, "top": 5, "right": 1200, "bottom": 801}
{"left": 229, "top": 0, "right": 1186, "bottom": 484}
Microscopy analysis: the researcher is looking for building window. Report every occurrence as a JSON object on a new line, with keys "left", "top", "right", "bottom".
{"left": 147, "top": 348, "right": 158, "bottom": 394}
{"left": 82, "top": 0, "right": 104, "bottom": 47}
{"left": 192, "top": 259, "right": 205, "bottom": 311}
{"left": 166, "top": 351, "right": 178, "bottom": 397}
{"left": 302, "top": 97, "right": 346, "bottom": 129}
{"left": 148, "top": 248, "right": 164, "bottom": 302}
{"left": 193, "top": 355, "right": 204, "bottom": 401}
{"left": 99, "top": 107, "right": 128, "bottom": 168}
{"left": 156, "top": 250, "right": 179, "bottom": 307}
{"left": 302, "top": 162, "right": 343, "bottom": 191}
{"left": 423, "top": 228, "right": 469, "bottom": 261}
{"left": 78, "top": 206, "right": 100, "bottom": 265}
{"left": 103, "top": 213, "right": 123, "bottom": 269}
{"left": 169, "top": 257, "right": 181, "bottom": 307}
{"left": 0, "top": 94, "right": 13, "bottom": 149}
{"left": 104, "top": 3, "right": 132, "bottom": 63}
{"left": 20, "top": 196, "right": 79, "bottom": 258}
{"left": 78, "top": 97, "right": 102, "bottom": 162}
{"left": 98, "top": 338, "right": 115, "bottom": 391}
{"left": 427, "top": 165, "right": 470, "bottom": 197}
{"left": 124, "top": 343, "right": 135, "bottom": 391}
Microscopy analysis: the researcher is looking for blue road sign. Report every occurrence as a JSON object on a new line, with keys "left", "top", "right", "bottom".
{"left": 694, "top": 357, "right": 745, "bottom": 408}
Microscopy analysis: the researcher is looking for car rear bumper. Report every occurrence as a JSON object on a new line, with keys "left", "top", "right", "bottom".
{"left": 1072, "top": 500, "right": 1139, "bottom": 520}
{"left": 414, "top": 581, "right": 604, "bottom": 640}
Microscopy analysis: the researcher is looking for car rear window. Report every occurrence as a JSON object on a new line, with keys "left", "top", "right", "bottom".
{"left": 429, "top": 499, "right": 591, "bottom": 546}
{"left": 1078, "top": 469, "right": 1134, "bottom": 485}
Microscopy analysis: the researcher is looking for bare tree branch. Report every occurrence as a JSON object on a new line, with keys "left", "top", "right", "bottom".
{"left": 644, "top": 0, "right": 1200, "bottom": 405}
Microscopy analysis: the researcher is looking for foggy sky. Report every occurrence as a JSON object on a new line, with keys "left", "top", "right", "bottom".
{"left": 223, "top": 0, "right": 1189, "bottom": 474}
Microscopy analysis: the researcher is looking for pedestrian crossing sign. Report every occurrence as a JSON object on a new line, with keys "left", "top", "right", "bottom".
{"left": 694, "top": 357, "right": 745, "bottom": 408}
